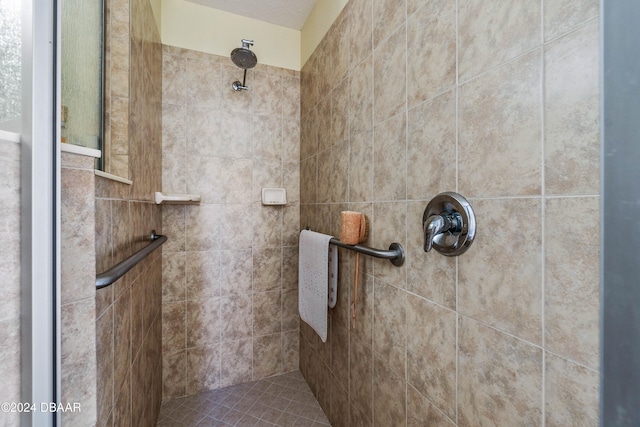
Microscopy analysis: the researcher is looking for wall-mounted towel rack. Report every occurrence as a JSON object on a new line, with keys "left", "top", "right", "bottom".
{"left": 329, "top": 238, "right": 405, "bottom": 266}
{"left": 304, "top": 227, "right": 404, "bottom": 266}
{"left": 96, "top": 230, "right": 167, "bottom": 289}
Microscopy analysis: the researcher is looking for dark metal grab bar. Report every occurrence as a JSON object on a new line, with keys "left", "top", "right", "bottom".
{"left": 96, "top": 230, "right": 167, "bottom": 289}
{"left": 329, "top": 238, "right": 405, "bottom": 267}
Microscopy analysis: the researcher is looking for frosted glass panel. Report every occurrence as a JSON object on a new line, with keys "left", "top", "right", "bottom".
{"left": 61, "top": 0, "right": 103, "bottom": 150}
{"left": 0, "top": 0, "right": 21, "bottom": 133}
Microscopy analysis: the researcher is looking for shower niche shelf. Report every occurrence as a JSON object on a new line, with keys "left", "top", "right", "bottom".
{"left": 154, "top": 192, "right": 201, "bottom": 205}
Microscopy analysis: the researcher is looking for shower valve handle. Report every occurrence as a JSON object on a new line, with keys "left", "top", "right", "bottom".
{"left": 423, "top": 212, "right": 462, "bottom": 252}
{"left": 422, "top": 192, "right": 476, "bottom": 257}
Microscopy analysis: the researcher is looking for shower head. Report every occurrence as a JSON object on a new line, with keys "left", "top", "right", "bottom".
{"left": 230, "top": 39, "right": 257, "bottom": 70}
{"left": 231, "top": 39, "right": 257, "bottom": 91}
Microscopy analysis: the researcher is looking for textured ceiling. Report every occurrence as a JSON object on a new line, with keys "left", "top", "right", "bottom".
{"left": 185, "top": 0, "right": 317, "bottom": 30}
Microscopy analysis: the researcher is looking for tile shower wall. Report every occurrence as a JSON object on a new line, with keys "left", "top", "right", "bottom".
{"left": 299, "top": 0, "right": 600, "bottom": 426}
{"left": 0, "top": 139, "right": 21, "bottom": 427}
{"left": 103, "top": 0, "right": 131, "bottom": 178}
{"left": 60, "top": 153, "right": 99, "bottom": 426}
{"left": 161, "top": 46, "right": 301, "bottom": 398}
{"left": 94, "top": 0, "right": 163, "bottom": 424}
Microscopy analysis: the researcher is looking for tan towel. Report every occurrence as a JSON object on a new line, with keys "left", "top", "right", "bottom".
{"left": 298, "top": 229, "right": 333, "bottom": 342}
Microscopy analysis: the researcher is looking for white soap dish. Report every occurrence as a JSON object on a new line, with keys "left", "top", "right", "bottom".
{"left": 261, "top": 188, "right": 287, "bottom": 205}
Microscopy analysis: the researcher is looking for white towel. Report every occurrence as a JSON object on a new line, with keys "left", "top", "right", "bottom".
{"left": 299, "top": 230, "right": 333, "bottom": 342}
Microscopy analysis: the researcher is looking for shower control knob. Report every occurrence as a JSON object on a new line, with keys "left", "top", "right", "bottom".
{"left": 422, "top": 192, "right": 476, "bottom": 257}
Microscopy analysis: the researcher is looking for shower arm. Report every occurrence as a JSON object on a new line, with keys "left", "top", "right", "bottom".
{"left": 233, "top": 69, "right": 250, "bottom": 91}
{"left": 241, "top": 69, "right": 248, "bottom": 87}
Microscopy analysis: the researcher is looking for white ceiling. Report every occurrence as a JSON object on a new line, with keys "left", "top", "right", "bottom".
{"left": 185, "top": 0, "right": 317, "bottom": 30}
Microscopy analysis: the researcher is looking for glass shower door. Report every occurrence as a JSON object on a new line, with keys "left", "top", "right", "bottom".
{"left": 0, "top": 0, "right": 60, "bottom": 425}
{"left": 0, "top": 1, "right": 24, "bottom": 425}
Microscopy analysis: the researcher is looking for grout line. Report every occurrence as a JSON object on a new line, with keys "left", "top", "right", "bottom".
{"left": 542, "top": 349, "right": 547, "bottom": 427}
{"left": 455, "top": 0, "right": 460, "bottom": 196}
{"left": 218, "top": 256, "right": 223, "bottom": 389}
{"left": 542, "top": 193, "right": 600, "bottom": 199}
{"left": 455, "top": 3, "right": 460, "bottom": 421}
{"left": 403, "top": 287, "right": 458, "bottom": 315}
{"left": 404, "top": 6, "right": 410, "bottom": 411}
{"left": 250, "top": 246, "right": 255, "bottom": 382}
{"left": 405, "top": 6, "right": 409, "bottom": 216}
{"left": 544, "top": 348, "right": 599, "bottom": 372}
{"left": 540, "top": 1, "right": 547, "bottom": 425}
{"left": 465, "top": 194, "right": 543, "bottom": 201}
{"left": 408, "top": 383, "right": 458, "bottom": 426}
{"left": 457, "top": 44, "right": 543, "bottom": 88}
{"left": 543, "top": 15, "right": 600, "bottom": 45}
{"left": 110, "top": 283, "right": 116, "bottom": 420}
{"left": 371, "top": 276, "right": 376, "bottom": 424}
{"left": 457, "top": 311, "right": 545, "bottom": 350}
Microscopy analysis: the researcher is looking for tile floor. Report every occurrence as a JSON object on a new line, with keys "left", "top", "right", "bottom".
{"left": 156, "top": 371, "right": 331, "bottom": 426}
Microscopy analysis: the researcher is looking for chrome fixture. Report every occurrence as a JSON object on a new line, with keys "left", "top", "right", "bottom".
{"left": 305, "top": 227, "right": 405, "bottom": 266}
{"left": 329, "top": 238, "right": 405, "bottom": 267}
{"left": 230, "top": 39, "right": 257, "bottom": 91}
{"left": 422, "top": 192, "right": 476, "bottom": 257}
{"left": 96, "top": 230, "right": 168, "bottom": 289}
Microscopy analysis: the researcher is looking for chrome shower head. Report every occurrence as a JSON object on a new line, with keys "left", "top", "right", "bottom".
{"left": 230, "top": 39, "right": 257, "bottom": 70}
{"left": 231, "top": 39, "right": 257, "bottom": 91}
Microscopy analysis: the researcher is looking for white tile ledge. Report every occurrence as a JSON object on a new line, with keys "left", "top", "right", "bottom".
{"left": 0, "top": 130, "right": 20, "bottom": 143}
{"left": 94, "top": 169, "right": 133, "bottom": 185}
{"left": 154, "top": 192, "right": 201, "bottom": 204}
{"left": 61, "top": 142, "right": 102, "bottom": 158}
{"left": 58, "top": 144, "right": 133, "bottom": 185}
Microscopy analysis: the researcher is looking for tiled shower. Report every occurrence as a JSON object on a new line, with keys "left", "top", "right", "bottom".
{"left": 50, "top": 0, "right": 600, "bottom": 425}
{"left": 159, "top": 46, "right": 302, "bottom": 397}
{"left": 299, "top": 0, "right": 599, "bottom": 426}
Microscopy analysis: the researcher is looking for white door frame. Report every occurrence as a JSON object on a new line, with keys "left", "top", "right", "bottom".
{"left": 20, "top": 0, "right": 60, "bottom": 425}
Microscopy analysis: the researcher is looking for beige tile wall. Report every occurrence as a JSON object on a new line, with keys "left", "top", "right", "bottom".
{"left": 299, "top": 0, "right": 600, "bottom": 425}
{"left": 0, "top": 139, "right": 21, "bottom": 427}
{"left": 61, "top": 153, "right": 99, "bottom": 426}
{"left": 94, "top": 0, "right": 164, "bottom": 424}
{"left": 103, "top": 0, "right": 130, "bottom": 178}
{"left": 160, "top": 46, "right": 301, "bottom": 399}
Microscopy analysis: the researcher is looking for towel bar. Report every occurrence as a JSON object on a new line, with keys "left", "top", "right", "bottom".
{"left": 329, "top": 238, "right": 405, "bottom": 266}
{"left": 96, "top": 230, "right": 167, "bottom": 289}
{"left": 304, "top": 227, "right": 404, "bottom": 266}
